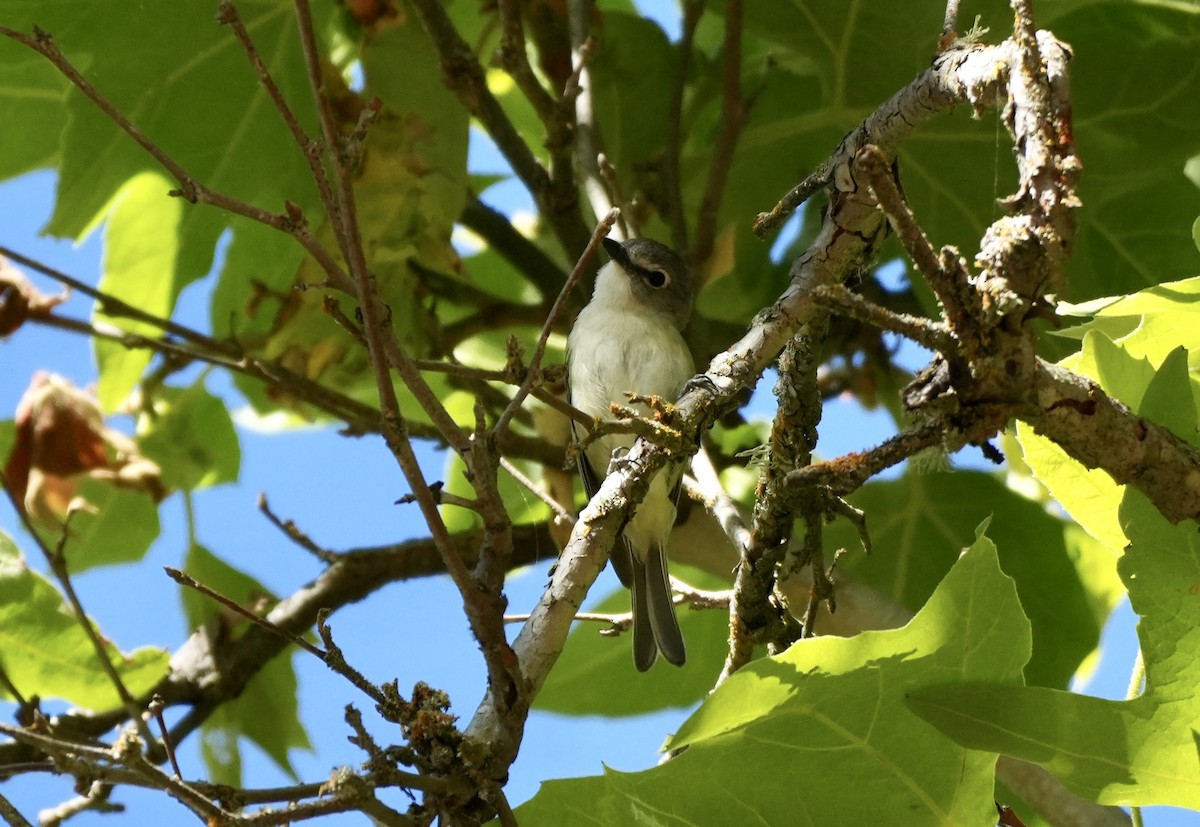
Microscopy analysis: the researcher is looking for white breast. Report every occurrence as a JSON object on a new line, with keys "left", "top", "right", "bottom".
{"left": 567, "top": 297, "right": 694, "bottom": 552}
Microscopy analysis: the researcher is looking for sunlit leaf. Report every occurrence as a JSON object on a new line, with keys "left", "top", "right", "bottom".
{"left": 825, "top": 471, "right": 1116, "bottom": 688}
{"left": 94, "top": 171, "right": 184, "bottom": 412}
{"left": 519, "top": 535, "right": 1027, "bottom": 826}
{"left": 0, "top": 530, "right": 168, "bottom": 710}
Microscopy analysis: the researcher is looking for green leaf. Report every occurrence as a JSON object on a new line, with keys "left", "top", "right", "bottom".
{"left": 535, "top": 565, "right": 731, "bottom": 716}
{"left": 590, "top": 14, "right": 674, "bottom": 176}
{"left": 909, "top": 487, "right": 1200, "bottom": 809}
{"left": 138, "top": 381, "right": 240, "bottom": 491}
{"left": 0, "top": 530, "right": 168, "bottom": 710}
{"left": 825, "top": 471, "right": 1117, "bottom": 688}
{"left": 0, "top": 48, "right": 67, "bottom": 178}
{"left": 1058, "top": 276, "right": 1200, "bottom": 369}
{"left": 54, "top": 479, "right": 161, "bottom": 572}
{"left": 518, "top": 536, "right": 1028, "bottom": 827}
{"left": 183, "top": 544, "right": 311, "bottom": 783}
{"left": 94, "top": 171, "right": 184, "bottom": 412}
{"left": 1055, "top": 2, "right": 1200, "bottom": 299}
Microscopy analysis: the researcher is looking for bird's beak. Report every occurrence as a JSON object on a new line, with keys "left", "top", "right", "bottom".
{"left": 601, "top": 237, "right": 629, "bottom": 270}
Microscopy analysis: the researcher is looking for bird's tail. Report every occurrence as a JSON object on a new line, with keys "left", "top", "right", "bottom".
{"left": 631, "top": 543, "right": 686, "bottom": 671}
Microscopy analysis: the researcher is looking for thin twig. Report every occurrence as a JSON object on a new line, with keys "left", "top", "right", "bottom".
{"left": 217, "top": 0, "right": 344, "bottom": 249}
{"left": 493, "top": 208, "right": 619, "bottom": 438}
{"left": 0, "top": 245, "right": 229, "bottom": 351}
{"left": 941, "top": 0, "right": 961, "bottom": 45}
{"left": 314, "top": 613, "right": 394, "bottom": 712}
{"left": 0, "top": 663, "right": 29, "bottom": 711}
{"left": 687, "top": 445, "right": 751, "bottom": 556}
{"left": 809, "top": 283, "right": 958, "bottom": 354}
{"left": 855, "top": 146, "right": 971, "bottom": 330}
{"left": 36, "top": 783, "right": 122, "bottom": 826}
{"left": 147, "top": 697, "right": 182, "bottom": 779}
{"left": 116, "top": 732, "right": 232, "bottom": 824}
{"left": 27, "top": 310, "right": 404, "bottom": 442}
{"left": 412, "top": 358, "right": 593, "bottom": 431}
{"left": 498, "top": 457, "right": 576, "bottom": 526}
{"left": 693, "top": 0, "right": 747, "bottom": 267}
{"left": 596, "top": 154, "right": 633, "bottom": 239}
{"left": 0, "top": 790, "right": 34, "bottom": 827}
{"left": 664, "top": 0, "right": 706, "bottom": 253}
{"left": 497, "top": 0, "right": 556, "bottom": 123}
{"left": 164, "top": 567, "right": 326, "bottom": 659}
{"left": 258, "top": 493, "right": 339, "bottom": 563}
{"left": 785, "top": 423, "right": 944, "bottom": 496}
{"left": 491, "top": 789, "right": 519, "bottom": 827}
{"left": 753, "top": 162, "right": 834, "bottom": 238}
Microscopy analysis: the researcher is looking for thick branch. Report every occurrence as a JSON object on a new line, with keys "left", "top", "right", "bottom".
{"left": 459, "top": 198, "right": 566, "bottom": 301}
{"left": 1027, "top": 361, "right": 1200, "bottom": 524}
{"left": 0, "top": 524, "right": 556, "bottom": 770}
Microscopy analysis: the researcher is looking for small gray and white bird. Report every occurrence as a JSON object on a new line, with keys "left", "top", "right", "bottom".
{"left": 567, "top": 237, "right": 695, "bottom": 671}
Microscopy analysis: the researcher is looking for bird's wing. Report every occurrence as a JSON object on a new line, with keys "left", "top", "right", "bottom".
{"left": 568, "top": 374, "right": 635, "bottom": 589}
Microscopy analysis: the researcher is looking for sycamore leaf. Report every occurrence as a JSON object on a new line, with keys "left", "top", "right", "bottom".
{"left": 911, "top": 349, "right": 1200, "bottom": 809}
{"left": 0, "top": 530, "right": 168, "bottom": 710}
{"left": 909, "top": 485, "right": 1200, "bottom": 809}
{"left": 826, "top": 470, "right": 1118, "bottom": 689}
{"left": 518, "top": 535, "right": 1028, "bottom": 827}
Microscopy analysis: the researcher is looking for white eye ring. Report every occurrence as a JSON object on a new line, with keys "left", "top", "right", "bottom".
{"left": 646, "top": 269, "right": 669, "bottom": 288}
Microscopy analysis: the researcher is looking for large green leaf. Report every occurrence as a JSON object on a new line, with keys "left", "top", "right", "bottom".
{"left": 0, "top": 530, "right": 168, "bottom": 710}
{"left": 909, "top": 494, "right": 1200, "bottom": 809}
{"left": 720, "top": 0, "right": 1200, "bottom": 309}
{"left": 182, "top": 543, "right": 311, "bottom": 784}
{"left": 911, "top": 344, "right": 1200, "bottom": 808}
{"left": 825, "top": 471, "right": 1118, "bottom": 689}
{"left": 518, "top": 533, "right": 1027, "bottom": 826}
{"left": 0, "top": 1, "right": 339, "bottom": 350}
{"left": 590, "top": 13, "right": 674, "bottom": 178}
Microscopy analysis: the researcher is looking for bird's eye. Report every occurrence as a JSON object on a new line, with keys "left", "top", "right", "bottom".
{"left": 646, "top": 269, "right": 668, "bottom": 288}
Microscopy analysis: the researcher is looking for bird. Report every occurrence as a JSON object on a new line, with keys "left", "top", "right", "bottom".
{"left": 567, "top": 236, "right": 695, "bottom": 671}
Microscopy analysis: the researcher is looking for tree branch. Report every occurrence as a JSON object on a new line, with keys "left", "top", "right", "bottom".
{"left": 459, "top": 197, "right": 567, "bottom": 301}
{"left": 407, "top": 0, "right": 592, "bottom": 257}
{"left": 692, "top": 0, "right": 748, "bottom": 268}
